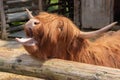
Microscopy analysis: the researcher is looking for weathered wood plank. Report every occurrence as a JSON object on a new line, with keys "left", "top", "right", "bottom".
{"left": 0, "top": 71, "right": 45, "bottom": 80}
{"left": 5, "top": 6, "right": 35, "bottom": 13}
{"left": 6, "top": 0, "right": 32, "bottom": 4}
{"left": 81, "top": 0, "right": 114, "bottom": 29}
{"left": 4, "top": 2, "right": 32, "bottom": 10}
{"left": 0, "top": 50, "right": 120, "bottom": 80}
{"left": 6, "top": 12, "right": 28, "bottom": 23}
{"left": 0, "top": 0, "right": 7, "bottom": 39}
{"left": 8, "top": 25, "right": 24, "bottom": 33}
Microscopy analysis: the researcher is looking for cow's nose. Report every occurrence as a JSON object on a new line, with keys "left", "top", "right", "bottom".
{"left": 25, "top": 19, "right": 40, "bottom": 28}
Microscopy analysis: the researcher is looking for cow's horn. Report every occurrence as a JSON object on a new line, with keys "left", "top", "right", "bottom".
{"left": 26, "top": 8, "right": 34, "bottom": 19}
{"left": 80, "top": 22, "right": 118, "bottom": 38}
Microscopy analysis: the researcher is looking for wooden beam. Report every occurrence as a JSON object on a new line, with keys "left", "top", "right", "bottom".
{"left": 0, "top": 50, "right": 120, "bottom": 80}
{"left": 6, "top": 0, "right": 32, "bottom": 4}
{"left": 6, "top": 12, "right": 28, "bottom": 23}
{"left": 74, "top": 0, "right": 81, "bottom": 27}
{"left": 0, "top": 72, "right": 45, "bottom": 80}
{"left": 38, "top": 0, "right": 45, "bottom": 11}
{"left": 0, "top": 0, "right": 7, "bottom": 39}
{"left": 5, "top": 6, "right": 34, "bottom": 13}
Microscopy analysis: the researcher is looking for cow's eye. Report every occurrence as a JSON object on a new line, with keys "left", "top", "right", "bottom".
{"left": 34, "top": 21, "right": 40, "bottom": 25}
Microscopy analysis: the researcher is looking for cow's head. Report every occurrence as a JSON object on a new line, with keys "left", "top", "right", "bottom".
{"left": 16, "top": 9, "right": 117, "bottom": 60}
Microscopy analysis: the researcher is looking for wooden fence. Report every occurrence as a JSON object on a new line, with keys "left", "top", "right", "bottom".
{"left": 0, "top": 0, "right": 79, "bottom": 40}
{"left": 0, "top": 0, "right": 39, "bottom": 39}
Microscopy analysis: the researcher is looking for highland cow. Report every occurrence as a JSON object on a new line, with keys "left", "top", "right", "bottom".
{"left": 16, "top": 9, "right": 120, "bottom": 68}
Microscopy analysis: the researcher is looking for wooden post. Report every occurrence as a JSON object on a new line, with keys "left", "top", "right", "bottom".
{"left": 38, "top": 0, "right": 43, "bottom": 11}
{"left": 0, "top": 50, "right": 120, "bottom": 80}
{"left": 0, "top": 0, "right": 7, "bottom": 39}
{"left": 38, "top": 0, "right": 47, "bottom": 11}
{"left": 74, "top": 0, "right": 81, "bottom": 27}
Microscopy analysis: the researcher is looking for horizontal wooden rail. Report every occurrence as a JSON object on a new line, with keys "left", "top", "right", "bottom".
{"left": 0, "top": 50, "right": 120, "bottom": 80}
{"left": 6, "top": 0, "right": 32, "bottom": 4}
{"left": 5, "top": 6, "right": 36, "bottom": 13}
{"left": 6, "top": 12, "right": 28, "bottom": 23}
{"left": 0, "top": 71, "right": 45, "bottom": 80}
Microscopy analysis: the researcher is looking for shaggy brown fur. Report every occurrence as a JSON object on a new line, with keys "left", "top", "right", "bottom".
{"left": 23, "top": 12, "right": 120, "bottom": 68}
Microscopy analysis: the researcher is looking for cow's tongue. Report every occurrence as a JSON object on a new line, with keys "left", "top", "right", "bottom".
{"left": 15, "top": 38, "right": 37, "bottom": 46}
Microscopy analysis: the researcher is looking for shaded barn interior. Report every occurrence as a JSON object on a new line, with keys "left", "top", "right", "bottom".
{"left": 114, "top": 0, "right": 120, "bottom": 22}
{"left": 43, "top": 0, "right": 74, "bottom": 20}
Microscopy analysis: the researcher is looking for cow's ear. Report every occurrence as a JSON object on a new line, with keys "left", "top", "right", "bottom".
{"left": 57, "top": 20, "right": 64, "bottom": 32}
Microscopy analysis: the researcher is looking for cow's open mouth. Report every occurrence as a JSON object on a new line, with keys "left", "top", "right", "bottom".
{"left": 15, "top": 28, "right": 37, "bottom": 46}
{"left": 16, "top": 9, "right": 40, "bottom": 46}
